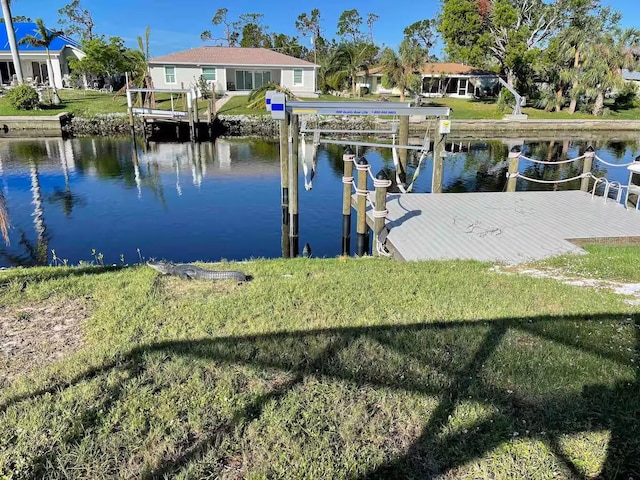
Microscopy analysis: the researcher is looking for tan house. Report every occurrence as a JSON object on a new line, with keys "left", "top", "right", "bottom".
{"left": 357, "top": 63, "right": 499, "bottom": 99}
{"left": 149, "top": 47, "right": 318, "bottom": 97}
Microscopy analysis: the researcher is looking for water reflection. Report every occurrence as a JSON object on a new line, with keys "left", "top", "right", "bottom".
{"left": 0, "top": 135, "right": 638, "bottom": 267}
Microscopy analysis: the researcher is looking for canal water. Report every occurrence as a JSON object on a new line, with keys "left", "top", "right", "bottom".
{"left": 0, "top": 134, "right": 637, "bottom": 267}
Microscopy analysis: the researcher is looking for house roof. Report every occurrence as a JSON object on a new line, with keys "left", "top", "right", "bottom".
{"left": 0, "top": 22, "right": 80, "bottom": 52}
{"left": 150, "top": 47, "right": 316, "bottom": 67}
{"left": 358, "top": 63, "right": 497, "bottom": 76}
{"left": 622, "top": 69, "right": 640, "bottom": 81}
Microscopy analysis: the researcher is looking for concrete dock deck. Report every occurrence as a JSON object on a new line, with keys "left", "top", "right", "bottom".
{"left": 365, "top": 191, "right": 640, "bottom": 264}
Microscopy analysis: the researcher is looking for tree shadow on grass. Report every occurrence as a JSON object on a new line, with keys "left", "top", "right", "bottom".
{"left": 1, "top": 313, "right": 638, "bottom": 479}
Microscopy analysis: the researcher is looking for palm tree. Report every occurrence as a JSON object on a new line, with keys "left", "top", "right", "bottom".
{"left": 135, "top": 26, "right": 155, "bottom": 108}
{"left": 326, "top": 42, "right": 377, "bottom": 95}
{"left": 19, "top": 18, "right": 63, "bottom": 104}
{"left": 1, "top": 0, "right": 23, "bottom": 83}
{"left": 581, "top": 28, "right": 640, "bottom": 115}
{"left": 379, "top": 39, "right": 425, "bottom": 102}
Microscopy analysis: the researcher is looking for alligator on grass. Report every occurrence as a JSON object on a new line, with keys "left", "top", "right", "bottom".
{"left": 147, "top": 261, "right": 250, "bottom": 282}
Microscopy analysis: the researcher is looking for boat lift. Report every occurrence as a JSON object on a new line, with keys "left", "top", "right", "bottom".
{"left": 267, "top": 91, "right": 451, "bottom": 257}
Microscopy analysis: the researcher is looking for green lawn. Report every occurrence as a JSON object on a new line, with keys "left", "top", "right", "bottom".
{"left": 216, "top": 93, "right": 640, "bottom": 120}
{"left": 0, "top": 89, "right": 128, "bottom": 117}
{"left": 0, "top": 247, "right": 638, "bottom": 479}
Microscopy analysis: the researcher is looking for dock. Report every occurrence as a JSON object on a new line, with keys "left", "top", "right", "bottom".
{"left": 363, "top": 190, "right": 640, "bottom": 264}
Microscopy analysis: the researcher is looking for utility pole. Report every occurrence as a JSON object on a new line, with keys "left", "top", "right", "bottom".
{"left": 1, "top": 0, "right": 23, "bottom": 83}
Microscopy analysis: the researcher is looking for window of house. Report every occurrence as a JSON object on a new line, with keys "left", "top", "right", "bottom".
{"left": 293, "top": 68, "right": 303, "bottom": 85}
{"left": 165, "top": 66, "right": 176, "bottom": 84}
{"left": 202, "top": 67, "right": 216, "bottom": 81}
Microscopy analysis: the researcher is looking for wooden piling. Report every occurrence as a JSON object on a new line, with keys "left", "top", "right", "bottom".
{"left": 289, "top": 114, "right": 300, "bottom": 258}
{"left": 356, "top": 156, "right": 369, "bottom": 257}
{"left": 373, "top": 169, "right": 390, "bottom": 257}
{"left": 398, "top": 115, "right": 409, "bottom": 177}
{"left": 581, "top": 146, "right": 595, "bottom": 192}
{"left": 342, "top": 147, "right": 355, "bottom": 255}
{"left": 507, "top": 146, "right": 521, "bottom": 193}
{"left": 432, "top": 137, "right": 445, "bottom": 193}
{"left": 280, "top": 113, "right": 290, "bottom": 258}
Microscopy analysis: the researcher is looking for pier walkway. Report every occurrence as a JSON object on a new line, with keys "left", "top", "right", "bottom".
{"left": 366, "top": 191, "right": 640, "bottom": 264}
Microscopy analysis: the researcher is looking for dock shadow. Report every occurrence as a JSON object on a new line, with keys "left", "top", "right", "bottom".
{"left": 1, "top": 313, "right": 637, "bottom": 478}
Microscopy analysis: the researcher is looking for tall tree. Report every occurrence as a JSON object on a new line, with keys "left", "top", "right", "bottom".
{"left": 57, "top": 0, "right": 94, "bottom": 41}
{"left": 201, "top": 8, "right": 239, "bottom": 46}
{"left": 438, "top": 0, "right": 491, "bottom": 67}
{"left": 271, "top": 33, "right": 306, "bottom": 58}
{"left": 403, "top": 19, "right": 436, "bottom": 54}
{"left": 366, "top": 13, "right": 379, "bottom": 44}
{"left": 1, "top": 0, "right": 23, "bottom": 83}
{"left": 19, "top": 19, "right": 63, "bottom": 104}
{"left": 439, "top": 0, "right": 567, "bottom": 86}
{"left": 337, "top": 9, "right": 364, "bottom": 44}
{"left": 296, "top": 9, "right": 322, "bottom": 64}
{"left": 237, "top": 13, "right": 270, "bottom": 48}
{"left": 379, "top": 39, "right": 426, "bottom": 101}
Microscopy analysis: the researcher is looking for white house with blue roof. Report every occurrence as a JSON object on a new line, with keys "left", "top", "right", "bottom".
{"left": 0, "top": 22, "right": 85, "bottom": 88}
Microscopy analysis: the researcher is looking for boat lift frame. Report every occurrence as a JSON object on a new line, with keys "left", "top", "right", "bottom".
{"left": 268, "top": 91, "right": 451, "bottom": 258}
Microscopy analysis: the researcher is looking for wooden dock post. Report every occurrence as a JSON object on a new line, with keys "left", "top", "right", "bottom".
{"left": 398, "top": 116, "right": 409, "bottom": 177}
{"left": 355, "top": 156, "right": 369, "bottom": 257}
{"left": 507, "top": 146, "right": 521, "bottom": 193}
{"left": 342, "top": 147, "right": 355, "bottom": 255}
{"left": 289, "top": 114, "right": 300, "bottom": 258}
{"left": 581, "top": 146, "right": 595, "bottom": 192}
{"left": 373, "top": 169, "right": 390, "bottom": 256}
{"left": 432, "top": 138, "right": 446, "bottom": 193}
{"left": 280, "top": 112, "right": 290, "bottom": 258}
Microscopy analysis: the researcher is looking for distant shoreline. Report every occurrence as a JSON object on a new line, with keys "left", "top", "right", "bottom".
{"left": 1, "top": 113, "right": 639, "bottom": 138}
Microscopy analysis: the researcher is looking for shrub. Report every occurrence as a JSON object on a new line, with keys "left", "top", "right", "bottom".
{"left": 6, "top": 84, "right": 39, "bottom": 110}
{"left": 197, "top": 75, "right": 213, "bottom": 99}
{"left": 613, "top": 82, "right": 639, "bottom": 110}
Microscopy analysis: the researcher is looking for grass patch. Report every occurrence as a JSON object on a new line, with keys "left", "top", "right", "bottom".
{"left": 534, "top": 244, "right": 640, "bottom": 283}
{"left": 0, "top": 89, "right": 129, "bottom": 117}
{"left": 0, "top": 250, "right": 638, "bottom": 478}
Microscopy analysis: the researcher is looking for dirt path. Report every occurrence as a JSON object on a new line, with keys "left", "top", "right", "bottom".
{"left": 0, "top": 298, "right": 90, "bottom": 384}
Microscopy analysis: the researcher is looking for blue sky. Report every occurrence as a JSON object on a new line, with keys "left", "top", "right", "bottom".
{"left": 13, "top": 0, "right": 639, "bottom": 58}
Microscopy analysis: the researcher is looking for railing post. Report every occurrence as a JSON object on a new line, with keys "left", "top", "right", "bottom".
{"left": 373, "top": 169, "right": 390, "bottom": 257}
{"left": 507, "top": 145, "right": 521, "bottom": 193}
{"left": 581, "top": 146, "right": 595, "bottom": 192}
{"left": 342, "top": 147, "right": 355, "bottom": 256}
{"left": 356, "top": 156, "right": 369, "bottom": 257}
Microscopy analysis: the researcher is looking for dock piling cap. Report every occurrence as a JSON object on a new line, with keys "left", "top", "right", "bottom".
{"left": 344, "top": 147, "right": 354, "bottom": 155}
{"left": 376, "top": 169, "right": 388, "bottom": 180}
{"left": 357, "top": 156, "right": 368, "bottom": 165}
{"left": 510, "top": 145, "right": 521, "bottom": 153}
{"left": 586, "top": 145, "right": 595, "bottom": 152}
